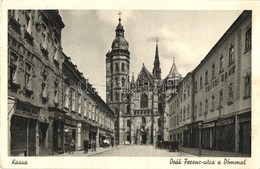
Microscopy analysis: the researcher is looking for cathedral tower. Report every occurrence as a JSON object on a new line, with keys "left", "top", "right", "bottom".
{"left": 106, "top": 13, "right": 130, "bottom": 144}
{"left": 152, "top": 38, "right": 161, "bottom": 80}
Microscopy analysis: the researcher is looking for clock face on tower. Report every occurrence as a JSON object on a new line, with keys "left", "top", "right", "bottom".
{"left": 115, "top": 43, "right": 119, "bottom": 47}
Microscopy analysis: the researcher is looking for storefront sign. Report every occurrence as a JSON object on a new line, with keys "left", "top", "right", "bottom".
{"left": 202, "top": 122, "right": 215, "bottom": 129}
{"left": 16, "top": 102, "right": 39, "bottom": 119}
{"left": 216, "top": 118, "right": 234, "bottom": 126}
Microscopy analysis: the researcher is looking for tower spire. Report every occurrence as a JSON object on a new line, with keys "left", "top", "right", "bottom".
{"left": 152, "top": 37, "right": 161, "bottom": 79}
{"left": 118, "top": 11, "right": 122, "bottom": 23}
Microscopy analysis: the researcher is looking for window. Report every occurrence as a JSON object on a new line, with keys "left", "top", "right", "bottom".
{"left": 88, "top": 103, "right": 91, "bottom": 119}
{"left": 122, "top": 63, "right": 125, "bottom": 72}
{"left": 140, "top": 94, "right": 148, "bottom": 108}
{"left": 42, "top": 82, "right": 47, "bottom": 98}
{"left": 244, "top": 74, "right": 251, "bottom": 98}
{"left": 127, "top": 119, "right": 131, "bottom": 127}
{"left": 25, "top": 63, "right": 32, "bottom": 90}
{"left": 64, "top": 86, "right": 70, "bottom": 108}
{"left": 115, "top": 92, "right": 119, "bottom": 101}
{"left": 115, "top": 63, "right": 119, "bottom": 72}
{"left": 9, "top": 10, "right": 19, "bottom": 20}
{"left": 195, "top": 81, "right": 198, "bottom": 93}
{"left": 54, "top": 90, "right": 59, "bottom": 104}
{"left": 199, "top": 102, "right": 202, "bottom": 116}
{"left": 228, "top": 83, "right": 234, "bottom": 104}
{"left": 142, "top": 117, "right": 146, "bottom": 125}
{"left": 183, "top": 107, "right": 186, "bottom": 120}
{"left": 26, "top": 10, "right": 32, "bottom": 34}
{"left": 212, "top": 63, "right": 215, "bottom": 79}
{"left": 205, "top": 99, "right": 208, "bottom": 113}
{"left": 219, "top": 55, "right": 224, "bottom": 73}
{"left": 200, "top": 76, "right": 203, "bottom": 89}
{"left": 9, "top": 53, "right": 18, "bottom": 84}
{"left": 121, "top": 78, "right": 125, "bottom": 87}
{"left": 180, "top": 109, "right": 182, "bottom": 122}
{"left": 41, "top": 24, "right": 47, "bottom": 49}
{"left": 78, "top": 95, "right": 82, "bottom": 114}
{"left": 211, "top": 95, "right": 215, "bottom": 111}
{"left": 71, "top": 89, "right": 76, "bottom": 111}
{"left": 245, "top": 27, "right": 251, "bottom": 51}
{"left": 84, "top": 99, "right": 87, "bottom": 117}
{"left": 53, "top": 39, "right": 59, "bottom": 62}
{"left": 187, "top": 104, "right": 190, "bottom": 119}
{"left": 205, "top": 71, "right": 208, "bottom": 84}
{"left": 158, "top": 118, "right": 161, "bottom": 127}
{"left": 229, "top": 45, "right": 235, "bottom": 65}
{"left": 194, "top": 105, "right": 197, "bottom": 118}
{"left": 219, "top": 90, "right": 223, "bottom": 108}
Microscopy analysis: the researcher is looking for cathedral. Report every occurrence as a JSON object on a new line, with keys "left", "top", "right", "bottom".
{"left": 105, "top": 15, "right": 182, "bottom": 145}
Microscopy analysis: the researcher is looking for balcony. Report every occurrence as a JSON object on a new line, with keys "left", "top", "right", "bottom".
{"left": 8, "top": 15, "right": 21, "bottom": 33}
{"left": 24, "top": 30, "right": 34, "bottom": 45}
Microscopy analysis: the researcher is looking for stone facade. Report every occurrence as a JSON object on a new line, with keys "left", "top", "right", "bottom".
{"left": 168, "top": 10, "right": 251, "bottom": 154}
{"left": 8, "top": 10, "right": 114, "bottom": 156}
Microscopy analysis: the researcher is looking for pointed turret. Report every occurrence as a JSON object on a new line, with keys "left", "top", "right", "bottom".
{"left": 167, "top": 57, "right": 181, "bottom": 78}
{"left": 152, "top": 38, "right": 161, "bottom": 79}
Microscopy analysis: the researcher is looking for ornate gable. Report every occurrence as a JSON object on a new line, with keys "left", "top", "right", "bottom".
{"left": 136, "top": 64, "right": 154, "bottom": 85}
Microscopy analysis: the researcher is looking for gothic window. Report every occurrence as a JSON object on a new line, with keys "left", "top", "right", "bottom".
{"left": 140, "top": 94, "right": 148, "bottom": 108}
{"left": 121, "top": 93, "right": 124, "bottom": 101}
{"left": 122, "top": 63, "right": 125, "bottom": 72}
{"left": 244, "top": 74, "right": 251, "bottom": 98}
{"left": 245, "top": 27, "right": 251, "bottom": 52}
{"left": 25, "top": 63, "right": 32, "bottom": 90}
{"left": 115, "top": 77, "right": 119, "bottom": 87}
{"left": 205, "top": 71, "right": 208, "bottom": 84}
{"left": 158, "top": 118, "right": 161, "bottom": 127}
{"left": 115, "top": 92, "right": 119, "bottom": 101}
{"left": 219, "top": 55, "right": 224, "bottom": 73}
{"left": 115, "top": 63, "right": 119, "bottom": 72}
{"left": 127, "top": 119, "right": 130, "bottom": 127}
{"left": 121, "top": 78, "right": 125, "bottom": 87}
{"left": 212, "top": 63, "right": 215, "bottom": 79}
{"left": 126, "top": 105, "right": 130, "bottom": 114}
{"left": 9, "top": 52, "right": 18, "bottom": 84}
{"left": 229, "top": 45, "right": 235, "bottom": 65}
{"left": 111, "top": 62, "right": 113, "bottom": 73}
{"left": 142, "top": 116, "right": 146, "bottom": 125}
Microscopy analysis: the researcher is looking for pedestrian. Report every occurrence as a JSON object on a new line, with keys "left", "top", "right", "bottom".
{"left": 69, "top": 138, "right": 75, "bottom": 154}
{"left": 111, "top": 139, "right": 114, "bottom": 148}
{"left": 83, "top": 138, "right": 89, "bottom": 154}
{"left": 92, "top": 139, "right": 96, "bottom": 152}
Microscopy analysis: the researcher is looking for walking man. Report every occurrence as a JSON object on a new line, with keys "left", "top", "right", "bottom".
{"left": 83, "top": 138, "right": 89, "bottom": 154}
{"left": 69, "top": 138, "right": 75, "bottom": 154}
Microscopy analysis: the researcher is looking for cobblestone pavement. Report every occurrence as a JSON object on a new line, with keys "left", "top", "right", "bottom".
{"left": 93, "top": 145, "right": 195, "bottom": 157}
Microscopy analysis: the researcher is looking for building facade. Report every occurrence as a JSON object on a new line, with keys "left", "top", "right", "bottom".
{"left": 8, "top": 10, "right": 114, "bottom": 156}
{"left": 168, "top": 10, "right": 251, "bottom": 154}
{"left": 105, "top": 17, "right": 181, "bottom": 145}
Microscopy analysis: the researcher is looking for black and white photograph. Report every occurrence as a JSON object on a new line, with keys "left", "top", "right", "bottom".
{"left": 1, "top": 1, "right": 259, "bottom": 169}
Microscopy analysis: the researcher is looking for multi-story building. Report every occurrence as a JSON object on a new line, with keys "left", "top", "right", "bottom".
{"left": 8, "top": 10, "right": 114, "bottom": 156}
{"left": 105, "top": 16, "right": 181, "bottom": 145}
{"left": 168, "top": 10, "right": 251, "bottom": 154}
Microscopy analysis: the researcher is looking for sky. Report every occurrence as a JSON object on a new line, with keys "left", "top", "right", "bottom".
{"left": 59, "top": 10, "right": 242, "bottom": 100}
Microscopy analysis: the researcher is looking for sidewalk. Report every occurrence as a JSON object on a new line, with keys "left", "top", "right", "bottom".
{"left": 57, "top": 146, "right": 122, "bottom": 157}
{"left": 179, "top": 146, "right": 250, "bottom": 157}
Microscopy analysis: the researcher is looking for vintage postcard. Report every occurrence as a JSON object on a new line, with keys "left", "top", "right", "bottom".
{"left": 0, "top": 0, "right": 259, "bottom": 169}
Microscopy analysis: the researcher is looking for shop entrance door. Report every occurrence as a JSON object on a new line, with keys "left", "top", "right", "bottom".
{"left": 239, "top": 122, "right": 251, "bottom": 154}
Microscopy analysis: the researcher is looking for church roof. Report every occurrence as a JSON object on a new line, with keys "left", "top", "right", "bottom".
{"left": 136, "top": 63, "right": 154, "bottom": 85}
{"left": 165, "top": 57, "right": 181, "bottom": 79}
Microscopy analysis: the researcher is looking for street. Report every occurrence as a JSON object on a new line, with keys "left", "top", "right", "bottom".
{"left": 92, "top": 145, "right": 195, "bottom": 157}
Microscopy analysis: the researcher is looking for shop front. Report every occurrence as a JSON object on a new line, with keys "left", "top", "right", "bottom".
{"left": 51, "top": 110, "right": 65, "bottom": 154}
{"left": 89, "top": 125, "right": 97, "bottom": 147}
{"left": 38, "top": 108, "right": 50, "bottom": 155}
{"left": 183, "top": 125, "right": 191, "bottom": 147}
{"left": 238, "top": 112, "right": 251, "bottom": 154}
{"left": 10, "top": 100, "right": 39, "bottom": 156}
{"left": 191, "top": 122, "right": 201, "bottom": 148}
{"left": 77, "top": 121, "right": 90, "bottom": 151}
{"left": 64, "top": 116, "right": 77, "bottom": 153}
{"left": 201, "top": 121, "right": 216, "bottom": 149}
{"left": 216, "top": 116, "right": 235, "bottom": 152}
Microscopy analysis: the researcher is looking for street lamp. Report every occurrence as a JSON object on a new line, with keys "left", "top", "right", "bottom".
{"left": 198, "top": 121, "right": 202, "bottom": 156}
